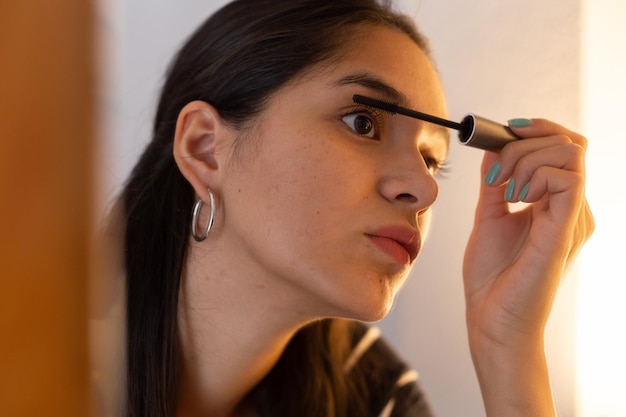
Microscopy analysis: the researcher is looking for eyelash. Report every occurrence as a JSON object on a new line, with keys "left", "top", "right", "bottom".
{"left": 340, "top": 105, "right": 450, "bottom": 178}
{"left": 425, "top": 158, "right": 450, "bottom": 178}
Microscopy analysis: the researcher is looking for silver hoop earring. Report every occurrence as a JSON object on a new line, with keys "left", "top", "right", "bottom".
{"left": 191, "top": 189, "right": 216, "bottom": 242}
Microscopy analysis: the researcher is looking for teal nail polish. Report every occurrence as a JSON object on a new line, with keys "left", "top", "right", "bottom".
{"left": 484, "top": 161, "right": 501, "bottom": 185}
{"left": 508, "top": 118, "right": 532, "bottom": 128}
{"left": 505, "top": 178, "right": 516, "bottom": 201}
{"left": 519, "top": 183, "right": 530, "bottom": 201}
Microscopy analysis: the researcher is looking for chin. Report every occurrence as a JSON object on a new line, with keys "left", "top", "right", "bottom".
{"left": 355, "top": 302, "right": 394, "bottom": 323}
{"left": 330, "top": 290, "right": 397, "bottom": 323}
{"left": 308, "top": 267, "right": 408, "bottom": 323}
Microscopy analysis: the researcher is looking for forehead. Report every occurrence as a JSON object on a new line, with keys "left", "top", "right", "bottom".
{"left": 323, "top": 24, "right": 447, "bottom": 115}
{"left": 262, "top": 24, "right": 450, "bottom": 151}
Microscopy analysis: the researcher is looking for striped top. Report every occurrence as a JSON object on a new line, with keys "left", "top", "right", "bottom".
{"left": 346, "top": 325, "right": 434, "bottom": 417}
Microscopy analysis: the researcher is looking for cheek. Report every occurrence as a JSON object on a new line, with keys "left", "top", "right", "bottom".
{"left": 262, "top": 157, "right": 357, "bottom": 239}
{"left": 223, "top": 141, "right": 332, "bottom": 236}
{"left": 222, "top": 122, "right": 378, "bottom": 253}
{"left": 262, "top": 136, "right": 368, "bottom": 210}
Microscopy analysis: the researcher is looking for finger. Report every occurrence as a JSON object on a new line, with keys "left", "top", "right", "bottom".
{"left": 563, "top": 200, "right": 594, "bottom": 270}
{"left": 486, "top": 135, "right": 577, "bottom": 186}
{"left": 508, "top": 118, "right": 588, "bottom": 149}
{"left": 502, "top": 143, "right": 586, "bottom": 202}
{"left": 518, "top": 167, "right": 586, "bottom": 268}
{"left": 480, "top": 150, "right": 500, "bottom": 177}
{"left": 519, "top": 166, "right": 585, "bottom": 209}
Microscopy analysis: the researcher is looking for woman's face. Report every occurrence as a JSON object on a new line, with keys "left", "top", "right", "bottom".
{"left": 216, "top": 25, "right": 449, "bottom": 322}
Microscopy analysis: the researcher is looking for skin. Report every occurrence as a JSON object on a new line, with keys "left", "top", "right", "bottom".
{"left": 172, "top": 24, "right": 593, "bottom": 417}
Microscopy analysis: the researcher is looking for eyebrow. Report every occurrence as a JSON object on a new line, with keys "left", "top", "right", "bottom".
{"left": 332, "top": 72, "right": 451, "bottom": 149}
{"left": 332, "top": 72, "right": 410, "bottom": 107}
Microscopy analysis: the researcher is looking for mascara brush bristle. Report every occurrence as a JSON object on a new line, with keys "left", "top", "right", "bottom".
{"left": 352, "top": 94, "right": 399, "bottom": 115}
{"left": 352, "top": 94, "right": 462, "bottom": 131}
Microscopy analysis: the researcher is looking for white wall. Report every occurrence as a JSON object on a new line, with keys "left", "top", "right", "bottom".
{"left": 97, "top": 1, "right": 584, "bottom": 416}
{"left": 576, "top": 1, "right": 626, "bottom": 417}
{"left": 380, "top": 2, "right": 582, "bottom": 417}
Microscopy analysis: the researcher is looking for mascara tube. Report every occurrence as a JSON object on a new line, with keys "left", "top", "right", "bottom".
{"left": 458, "top": 114, "right": 520, "bottom": 152}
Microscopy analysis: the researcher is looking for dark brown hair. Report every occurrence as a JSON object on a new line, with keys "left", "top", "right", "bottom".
{"left": 121, "top": 1, "right": 429, "bottom": 416}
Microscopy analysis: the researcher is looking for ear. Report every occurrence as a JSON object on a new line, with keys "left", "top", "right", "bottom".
{"left": 173, "top": 100, "right": 230, "bottom": 200}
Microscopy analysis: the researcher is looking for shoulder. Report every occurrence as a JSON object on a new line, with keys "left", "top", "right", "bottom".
{"left": 346, "top": 322, "right": 435, "bottom": 417}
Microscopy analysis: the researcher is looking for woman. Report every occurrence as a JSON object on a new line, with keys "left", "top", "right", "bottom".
{"left": 118, "top": 0, "right": 593, "bottom": 416}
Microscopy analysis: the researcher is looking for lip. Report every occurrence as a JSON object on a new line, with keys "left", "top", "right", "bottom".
{"left": 366, "top": 226, "right": 420, "bottom": 264}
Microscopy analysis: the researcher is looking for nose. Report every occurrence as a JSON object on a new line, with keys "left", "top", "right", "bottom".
{"left": 378, "top": 153, "right": 439, "bottom": 215}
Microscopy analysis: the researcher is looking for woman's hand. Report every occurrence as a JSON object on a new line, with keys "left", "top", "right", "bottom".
{"left": 462, "top": 118, "right": 594, "bottom": 416}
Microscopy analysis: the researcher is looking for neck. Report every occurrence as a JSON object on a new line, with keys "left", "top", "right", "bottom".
{"left": 175, "top": 242, "right": 317, "bottom": 417}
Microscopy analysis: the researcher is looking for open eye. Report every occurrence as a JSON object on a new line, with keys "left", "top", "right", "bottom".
{"left": 341, "top": 112, "right": 379, "bottom": 139}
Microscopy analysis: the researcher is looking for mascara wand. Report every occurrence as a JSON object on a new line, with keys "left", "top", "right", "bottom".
{"left": 352, "top": 94, "right": 519, "bottom": 152}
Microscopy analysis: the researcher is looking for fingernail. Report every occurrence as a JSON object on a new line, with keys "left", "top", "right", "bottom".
{"left": 519, "top": 183, "right": 530, "bottom": 201}
{"left": 508, "top": 118, "right": 532, "bottom": 128}
{"left": 505, "top": 178, "right": 516, "bottom": 201}
{"left": 484, "top": 161, "right": 501, "bottom": 185}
